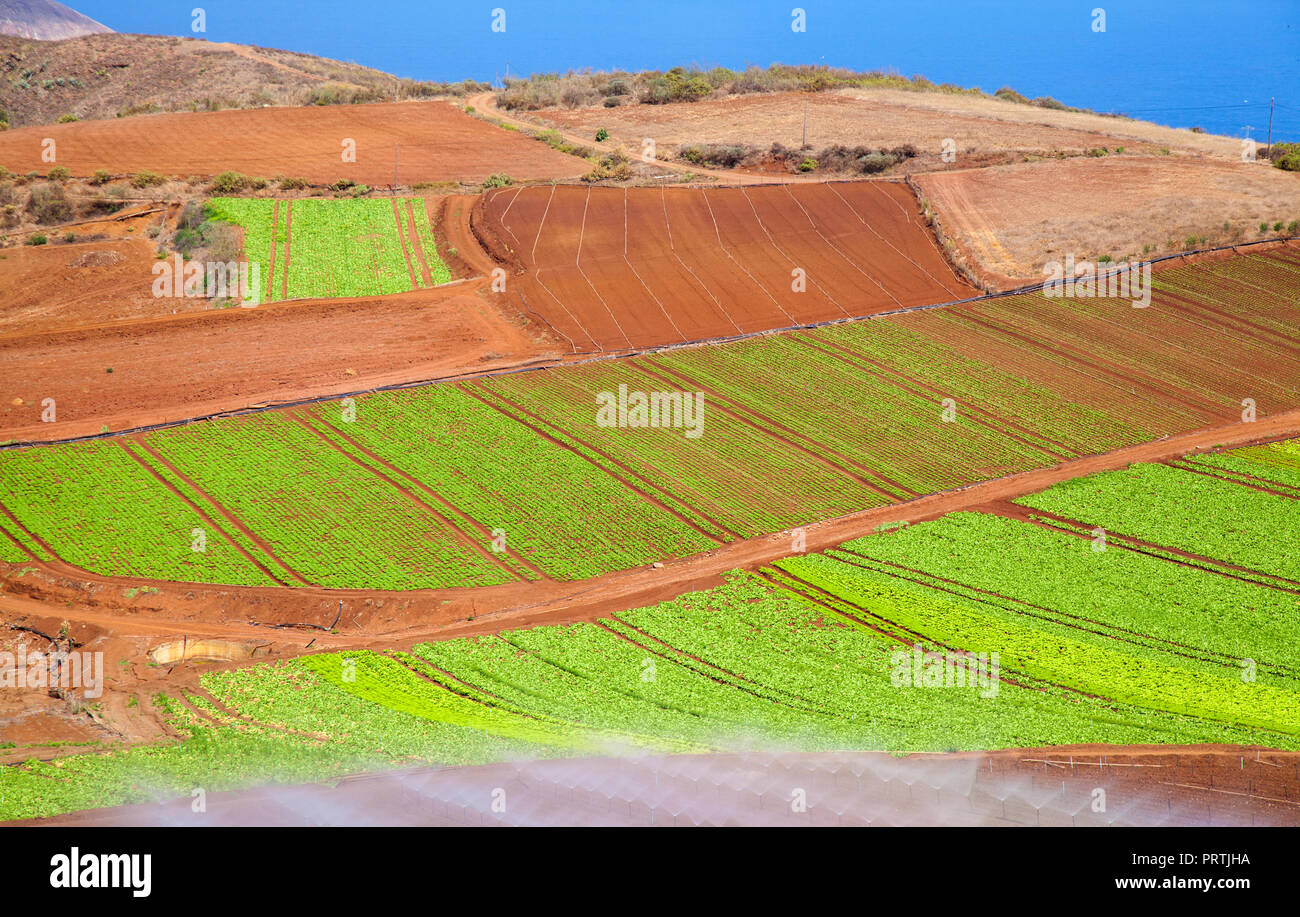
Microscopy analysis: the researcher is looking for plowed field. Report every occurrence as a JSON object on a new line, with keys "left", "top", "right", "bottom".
{"left": 0, "top": 100, "right": 586, "bottom": 185}
{"left": 476, "top": 180, "right": 978, "bottom": 351}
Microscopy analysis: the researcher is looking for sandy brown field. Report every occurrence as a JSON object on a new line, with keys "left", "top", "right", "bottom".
{"left": 914, "top": 156, "right": 1300, "bottom": 284}
{"left": 537, "top": 87, "right": 1245, "bottom": 164}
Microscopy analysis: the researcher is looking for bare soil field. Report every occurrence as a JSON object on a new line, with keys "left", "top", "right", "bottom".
{"left": 915, "top": 156, "right": 1300, "bottom": 285}
{"left": 0, "top": 283, "right": 555, "bottom": 441}
{"left": 536, "top": 87, "right": 1242, "bottom": 170}
{"left": 0, "top": 100, "right": 586, "bottom": 185}
{"left": 476, "top": 180, "right": 977, "bottom": 351}
{"left": 0, "top": 237, "right": 187, "bottom": 334}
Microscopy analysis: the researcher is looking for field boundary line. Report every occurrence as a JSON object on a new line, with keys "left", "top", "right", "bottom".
{"left": 127, "top": 439, "right": 313, "bottom": 586}
{"left": 390, "top": 197, "right": 420, "bottom": 290}
{"left": 10, "top": 243, "right": 1300, "bottom": 449}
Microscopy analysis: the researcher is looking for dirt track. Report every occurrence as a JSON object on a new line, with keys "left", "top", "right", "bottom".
{"left": 6, "top": 408, "right": 1296, "bottom": 654}
{"left": 478, "top": 181, "right": 978, "bottom": 351}
{"left": 0, "top": 100, "right": 586, "bottom": 185}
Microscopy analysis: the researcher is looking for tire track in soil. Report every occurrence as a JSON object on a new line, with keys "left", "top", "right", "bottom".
{"left": 631, "top": 359, "right": 911, "bottom": 504}
{"left": 280, "top": 200, "right": 293, "bottom": 301}
{"left": 780, "top": 184, "right": 900, "bottom": 307}
{"left": 129, "top": 438, "right": 314, "bottom": 586}
{"left": 266, "top": 200, "right": 280, "bottom": 303}
{"left": 825, "top": 544, "right": 1296, "bottom": 677}
{"left": 1000, "top": 501, "right": 1300, "bottom": 595}
{"left": 303, "top": 411, "right": 548, "bottom": 580}
{"left": 794, "top": 333, "right": 1077, "bottom": 461}
{"left": 593, "top": 619, "right": 848, "bottom": 722}
{"left": 289, "top": 413, "right": 540, "bottom": 582}
{"left": 390, "top": 196, "right": 419, "bottom": 290}
{"left": 459, "top": 383, "right": 738, "bottom": 543}
{"left": 404, "top": 199, "right": 434, "bottom": 287}
{"left": 120, "top": 441, "right": 297, "bottom": 587}
{"left": 952, "top": 306, "right": 1229, "bottom": 421}
{"left": 1167, "top": 458, "right": 1300, "bottom": 499}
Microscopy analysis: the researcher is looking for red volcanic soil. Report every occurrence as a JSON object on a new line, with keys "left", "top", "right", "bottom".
{"left": 475, "top": 180, "right": 978, "bottom": 352}
{"left": 0, "top": 100, "right": 586, "bottom": 185}
{"left": 0, "top": 284, "right": 555, "bottom": 441}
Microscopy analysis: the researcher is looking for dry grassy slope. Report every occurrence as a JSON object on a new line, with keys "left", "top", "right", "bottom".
{"left": 0, "top": 32, "right": 436, "bottom": 127}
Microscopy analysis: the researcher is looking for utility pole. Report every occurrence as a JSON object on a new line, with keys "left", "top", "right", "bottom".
{"left": 802, "top": 98, "right": 807, "bottom": 149}
{"left": 1266, "top": 97, "right": 1275, "bottom": 158}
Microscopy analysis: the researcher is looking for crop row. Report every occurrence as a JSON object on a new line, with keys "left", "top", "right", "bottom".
{"left": 1015, "top": 461, "right": 1300, "bottom": 581}
{"left": 7, "top": 568, "right": 1287, "bottom": 820}
{"left": 305, "top": 386, "right": 712, "bottom": 580}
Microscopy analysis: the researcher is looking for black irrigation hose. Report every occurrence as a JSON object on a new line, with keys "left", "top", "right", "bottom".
{"left": 1, "top": 236, "right": 1294, "bottom": 452}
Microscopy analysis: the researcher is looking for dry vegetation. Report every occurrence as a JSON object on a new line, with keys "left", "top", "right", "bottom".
{"left": 0, "top": 32, "right": 485, "bottom": 128}
{"left": 914, "top": 156, "right": 1300, "bottom": 284}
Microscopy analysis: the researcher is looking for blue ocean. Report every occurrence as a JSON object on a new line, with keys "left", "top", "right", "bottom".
{"left": 80, "top": 0, "right": 1300, "bottom": 141}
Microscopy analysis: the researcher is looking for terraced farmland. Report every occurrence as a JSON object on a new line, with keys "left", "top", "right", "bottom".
{"left": 2, "top": 250, "right": 1300, "bottom": 589}
{"left": 7, "top": 440, "right": 1300, "bottom": 820}
{"left": 208, "top": 196, "right": 452, "bottom": 303}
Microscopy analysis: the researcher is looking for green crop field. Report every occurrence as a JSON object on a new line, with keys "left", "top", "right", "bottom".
{"left": 208, "top": 196, "right": 452, "bottom": 302}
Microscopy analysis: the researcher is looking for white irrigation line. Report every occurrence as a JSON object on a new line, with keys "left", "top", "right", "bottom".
{"left": 621, "top": 187, "right": 688, "bottom": 343}
{"left": 698, "top": 187, "right": 798, "bottom": 326}
{"left": 6, "top": 238, "right": 1296, "bottom": 451}
{"left": 739, "top": 187, "right": 852, "bottom": 318}
{"left": 827, "top": 182, "right": 967, "bottom": 300}
{"left": 574, "top": 186, "right": 634, "bottom": 350}
{"left": 780, "top": 184, "right": 902, "bottom": 307}
{"left": 659, "top": 186, "right": 742, "bottom": 334}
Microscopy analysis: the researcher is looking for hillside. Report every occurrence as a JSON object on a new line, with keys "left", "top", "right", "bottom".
{"left": 0, "top": 0, "right": 109, "bottom": 41}
{"left": 0, "top": 32, "right": 476, "bottom": 128}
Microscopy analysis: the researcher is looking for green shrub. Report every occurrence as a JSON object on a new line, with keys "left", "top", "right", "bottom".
{"left": 89, "top": 169, "right": 112, "bottom": 185}
{"left": 278, "top": 176, "right": 309, "bottom": 190}
{"left": 130, "top": 170, "right": 165, "bottom": 189}
{"left": 327, "top": 178, "right": 356, "bottom": 192}
{"left": 56, "top": 113, "right": 78, "bottom": 123}
{"left": 482, "top": 173, "right": 514, "bottom": 189}
{"left": 209, "top": 171, "right": 252, "bottom": 194}
{"left": 595, "top": 128, "right": 609, "bottom": 142}
{"left": 26, "top": 233, "right": 47, "bottom": 245}
{"left": 798, "top": 158, "right": 818, "bottom": 172}
{"left": 46, "top": 165, "right": 70, "bottom": 180}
